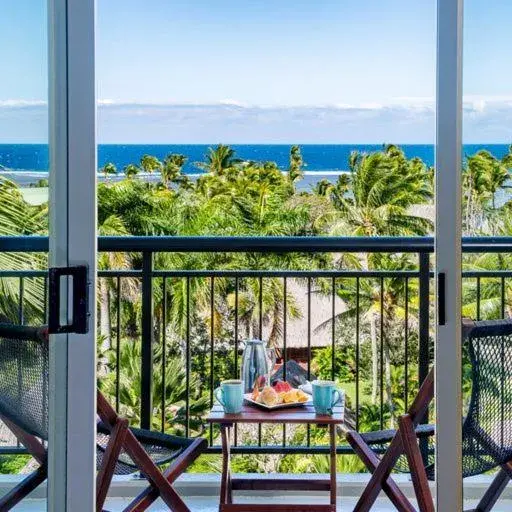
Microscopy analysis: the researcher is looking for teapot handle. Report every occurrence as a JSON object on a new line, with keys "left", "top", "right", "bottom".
{"left": 267, "top": 347, "right": 276, "bottom": 377}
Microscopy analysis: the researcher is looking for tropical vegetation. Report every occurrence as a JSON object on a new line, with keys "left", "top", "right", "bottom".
{"left": 1, "top": 143, "right": 512, "bottom": 474}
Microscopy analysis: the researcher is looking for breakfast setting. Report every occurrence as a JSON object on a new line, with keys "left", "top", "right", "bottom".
{"left": 208, "top": 338, "right": 345, "bottom": 511}
{"left": 212, "top": 338, "right": 343, "bottom": 416}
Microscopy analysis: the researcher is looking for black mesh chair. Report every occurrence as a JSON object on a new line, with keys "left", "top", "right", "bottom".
{"left": 0, "top": 323, "right": 207, "bottom": 511}
{"left": 346, "top": 319, "right": 512, "bottom": 512}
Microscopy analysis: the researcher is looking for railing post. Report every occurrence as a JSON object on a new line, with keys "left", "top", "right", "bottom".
{"left": 418, "top": 251, "right": 430, "bottom": 464}
{"left": 140, "top": 251, "right": 154, "bottom": 430}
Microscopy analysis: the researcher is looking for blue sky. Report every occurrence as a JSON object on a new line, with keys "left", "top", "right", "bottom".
{"left": 0, "top": 0, "right": 511, "bottom": 143}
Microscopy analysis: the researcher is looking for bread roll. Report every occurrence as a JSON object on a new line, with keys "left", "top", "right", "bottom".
{"left": 260, "top": 386, "right": 280, "bottom": 406}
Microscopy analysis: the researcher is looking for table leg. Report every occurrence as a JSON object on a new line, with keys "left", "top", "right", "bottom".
{"left": 227, "top": 470, "right": 233, "bottom": 504}
{"left": 220, "top": 424, "right": 232, "bottom": 508}
{"left": 330, "top": 424, "right": 337, "bottom": 506}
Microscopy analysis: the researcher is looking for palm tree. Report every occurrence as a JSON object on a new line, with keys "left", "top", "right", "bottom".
{"left": 313, "top": 174, "right": 351, "bottom": 209}
{"left": 320, "top": 146, "right": 432, "bottom": 410}
{"left": 196, "top": 144, "right": 241, "bottom": 176}
{"left": 463, "top": 150, "right": 508, "bottom": 218}
{"left": 100, "top": 162, "right": 117, "bottom": 180}
{"left": 226, "top": 276, "right": 301, "bottom": 348}
{"left": 98, "top": 178, "right": 175, "bottom": 235}
{"left": 462, "top": 213, "right": 512, "bottom": 319}
{"left": 123, "top": 163, "right": 140, "bottom": 179}
{"left": 99, "top": 339, "right": 209, "bottom": 434}
{"left": 313, "top": 178, "right": 334, "bottom": 197}
{"left": 161, "top": 154, "right": 188, "bottom": 187}
{"left": 97, "top": 214, "right": 132, "bottom": 354}
{"left": 288, "top": 145, "right": 304, "bottom": 188}
{"left": 501, "top": 144, "right": 512, "bottom": 169}
{"left": 328, "top": 146, "right": 433, "bottom": 237}
{"left": 0, "top": 178, "right": 45, "bottom": 322}
{"left": 346, "top": 256, "right": 417, "bottom": 417}
{"left": 484, "top": 153, "right": 509, "bottom": 209}
{"left": 140, "top": 154, "right": 162, "bottom": 176}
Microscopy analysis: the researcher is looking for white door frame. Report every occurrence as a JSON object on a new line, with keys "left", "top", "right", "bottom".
{"left": 48, "top": 0, "right": 97, "bottom": 510}
{"left": 435, "top": 0, "right": 464, "bottom": 509}
{"left": 44, "top": 0, "right": 465, "bottom": 509}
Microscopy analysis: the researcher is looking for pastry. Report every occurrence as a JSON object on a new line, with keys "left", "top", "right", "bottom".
{"left": 258, "top": 386, "right": 280, "bottom": 406}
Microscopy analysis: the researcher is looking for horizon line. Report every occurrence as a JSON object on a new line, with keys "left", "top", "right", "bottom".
{"left": 1, "top": 141, "right": 511, "bottom": 145}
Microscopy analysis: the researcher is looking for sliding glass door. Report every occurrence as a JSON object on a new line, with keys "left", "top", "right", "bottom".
{"left": 435, "top": 0, "right": 463, "bottom": 509}
{"left": 47, "top": 0, "right": 97, "bottom": 509}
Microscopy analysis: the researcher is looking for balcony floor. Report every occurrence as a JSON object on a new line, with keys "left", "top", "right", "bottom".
{"left": 12, "top": 496, "right": 512, "bottom": 511}
{"left": 6, "top": 473, "right": 512, "bottom": 510}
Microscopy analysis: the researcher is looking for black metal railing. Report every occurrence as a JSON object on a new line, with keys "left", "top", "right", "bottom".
{"left": 1, "top": 236, "right": 512, "bottom": 457}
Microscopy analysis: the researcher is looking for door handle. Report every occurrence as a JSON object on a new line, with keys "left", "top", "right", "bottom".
{"left": 438, "top": 272, "right": 446, "bottom": 326}
{"left": 48, "top": 265, "right": 89, "bottom": 334}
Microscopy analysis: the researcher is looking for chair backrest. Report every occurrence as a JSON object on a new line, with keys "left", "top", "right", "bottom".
{"left": 0, "top": 323, "right": 49, "bottom": 440}
{"left": 462, "top": 319, "right": 512, "bottom": 477}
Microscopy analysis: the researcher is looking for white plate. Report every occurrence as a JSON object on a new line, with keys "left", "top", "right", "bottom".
{"left": 243, "top": 392, "right": 313, "bottom": 410}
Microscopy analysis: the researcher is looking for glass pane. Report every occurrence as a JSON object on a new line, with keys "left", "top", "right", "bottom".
{"left": 0, "top": 1, "right": 49, "bottom": 509}
{"left": 96, "top": 0, "right": 436, "bottom": 508}
{"left": 462, "top": 0, "right": 512, "bottom": 507}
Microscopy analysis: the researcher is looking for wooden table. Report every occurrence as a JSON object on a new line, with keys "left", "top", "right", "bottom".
{"left": 207, "top": 400, "right": 345, "bottom": 512}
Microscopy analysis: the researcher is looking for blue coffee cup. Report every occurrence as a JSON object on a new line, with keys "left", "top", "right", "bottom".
{"left": 214, "top": 380, "right": 244, "bottom": 414}
{"left": 312, "top": 380, "right": 341, "bottom": 415}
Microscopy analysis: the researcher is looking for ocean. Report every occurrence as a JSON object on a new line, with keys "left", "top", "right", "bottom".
{"left": 0, "top": 143, "right": 510, "bottom": 181}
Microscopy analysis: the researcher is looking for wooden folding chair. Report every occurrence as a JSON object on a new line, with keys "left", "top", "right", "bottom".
{"left": 346, "top": 319, "right": 512, "bottom": 512}
{"left": 346, "top": 367, "right": 435, "bottom": 512}
{"left": 0, "top": 323, "right": 207, "bottom": 511}
{"left": 96, "top": 392, "right": 207, "bottom": 512}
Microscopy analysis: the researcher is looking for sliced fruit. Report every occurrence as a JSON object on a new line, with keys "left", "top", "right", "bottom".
{"left": 272, "top": 380, "right": 292, "bottom": 393}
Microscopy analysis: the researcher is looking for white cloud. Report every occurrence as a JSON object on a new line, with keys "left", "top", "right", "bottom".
{"left": 218, "top": 99, "right": 249, "bottom": 108}
{"left": 2, "top": 97, "right": 512, "bottom": 143}
{"left": 0, "top": 99, "right": 47, "bottom": 108}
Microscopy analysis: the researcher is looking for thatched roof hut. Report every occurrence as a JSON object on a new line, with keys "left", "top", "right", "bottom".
{"left": 261, "top": 279, "right": 346, "bottom": 357}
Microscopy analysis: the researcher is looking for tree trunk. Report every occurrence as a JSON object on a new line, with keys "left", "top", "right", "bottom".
{"left": 384, "top": 338, "right": 394, "bottom": 428}
{"left": 99, "top": 279, "right": 112, "bottom": 350}
{"left": 98, "top": 279, "right": 112, "bottom": 377}
{"left": 370, "top": 313, "right": 378, "bottom": 405}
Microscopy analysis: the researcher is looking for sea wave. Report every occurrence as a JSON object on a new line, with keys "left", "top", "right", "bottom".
{"left": 1, "top": 169, "right": 349, "bottom": 178}
{"left": 0, "top": 170, "right": 48, "bottom": 177}
{"left": 303, "top": 170, "right": 347, "bottom": 175}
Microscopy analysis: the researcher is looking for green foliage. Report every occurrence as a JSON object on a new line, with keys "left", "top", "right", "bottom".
{"left": 28, "top": 178, "right": 49, "bottom": 188}
{"left": 195, "top": 144, "right": 241, "bottom": 176}
{"left": 8, "top": 143, "right": 512, "bottom": 475}
{"left": 357, "top": 402, "right": 392, "bottom": 432}
{"left": 100, "top": 162, "right": 118, "bottom": 178}
{"left": 462, "top": 148, "right": 512, "bottom": 233}
{"left": 123, "top": 163, "right": 140, "bottom": 179}
{"left": 99, "top": 339, "right": 209, "bottom": 435}
{"left": 330, "top": 144, "right": 433, "bottom": 237}
{"left": 188, "top": 454, "right": 222, "bottom": 473}
{"left": 140, "top": 154, "right": 162, "bottom": 175}
{"left": 0, "top": 455, "right": 30, "bottom": 474}
{"left": 0, "top": 177, "right": 45, "bottom": 322}
{"left": 312, "top": 345, "right": 356, "bottom": 383}
{"left": 388, "top": 365, "right": 419, "bottom": 416}
{"left": 162, "top": 153, "right": 188, "bottom": 187}
{"left": 288, "top": 145, "right": 304, "bottom": 187}
{"left": 279, "top": 453, "right": 365, "bottom": 474}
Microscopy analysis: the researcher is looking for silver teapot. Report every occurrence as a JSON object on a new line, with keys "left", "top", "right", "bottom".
{"left": 240, "top": 339, "right": 276, "bottom": 393}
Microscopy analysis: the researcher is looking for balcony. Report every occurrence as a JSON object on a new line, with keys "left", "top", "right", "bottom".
{"left": 1, "top": 235, "right": 512, "bottom": 510}
{"left": 5, "top": 475, "right": 512, "bottom": 511}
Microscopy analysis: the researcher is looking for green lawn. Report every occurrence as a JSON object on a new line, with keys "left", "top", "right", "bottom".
{"left": 20, "top": 187, "right": 48, "bottom": 205}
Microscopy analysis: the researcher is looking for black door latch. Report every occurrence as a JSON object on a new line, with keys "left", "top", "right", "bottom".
{"left": 48, "top": 265, "right": 89, "bottom": 334}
